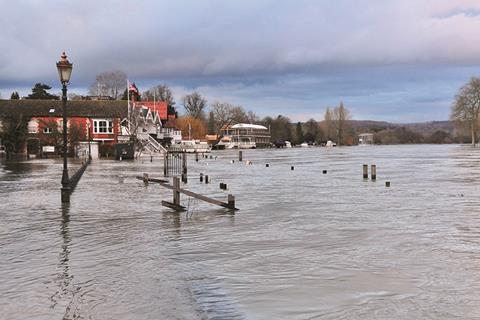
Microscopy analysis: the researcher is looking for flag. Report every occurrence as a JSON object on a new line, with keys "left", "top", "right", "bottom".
{"left": 129, "top": 82, "right": 139, "bottom": 95}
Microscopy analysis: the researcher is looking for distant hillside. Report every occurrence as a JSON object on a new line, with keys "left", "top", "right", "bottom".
{"left": 348, "top": 120, "right": 455, "bottom": 135}
{"left": 401, "top": 121, "right": 455, "bottom": 135}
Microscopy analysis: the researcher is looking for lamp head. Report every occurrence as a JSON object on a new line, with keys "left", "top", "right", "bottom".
{"left": 56, "top": 51, "right": 73, "bottom": 84}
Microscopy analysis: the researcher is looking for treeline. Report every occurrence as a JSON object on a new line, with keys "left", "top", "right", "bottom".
{"left": 369, "top": 126, "right": 456, "bottom": 144}
{"left": 4, "top": 68, "right": 470, "bottom": 146}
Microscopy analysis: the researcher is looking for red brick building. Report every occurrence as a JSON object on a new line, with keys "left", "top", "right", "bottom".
{"left": 0, "top": 99, "right": 171, "bottom": 157}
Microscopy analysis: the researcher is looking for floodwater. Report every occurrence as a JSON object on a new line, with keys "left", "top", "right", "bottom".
{"left": 1, "top": 144, "right": 480, "bottom": 319}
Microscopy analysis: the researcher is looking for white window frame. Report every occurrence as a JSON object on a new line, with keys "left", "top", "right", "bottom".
{"left": 43, "top": 127, "right": 53, "bottom": 134}
{"left": 93, "top": 119, "right": 114, "bottom": 134}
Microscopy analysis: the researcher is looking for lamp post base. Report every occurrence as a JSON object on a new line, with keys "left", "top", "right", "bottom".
{"left": 61, "top": 186, "right": 71, "bottom": 203}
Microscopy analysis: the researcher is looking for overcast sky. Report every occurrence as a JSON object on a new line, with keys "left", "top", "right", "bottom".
{"left": 1, "top": 0, "right": 480, "bottom": 122}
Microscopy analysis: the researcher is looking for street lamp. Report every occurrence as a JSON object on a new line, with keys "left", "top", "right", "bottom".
{"left": 57, "top": 52, "right": 73, "bottom": 203}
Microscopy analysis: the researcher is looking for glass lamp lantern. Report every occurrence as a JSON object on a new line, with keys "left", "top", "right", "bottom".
{"left": 56, "top": 52, "right": 73, "bottom": 84}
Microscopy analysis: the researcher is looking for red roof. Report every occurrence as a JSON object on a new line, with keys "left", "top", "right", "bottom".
{"left": 132, "top": 101, "right": 168, "bottom": 120}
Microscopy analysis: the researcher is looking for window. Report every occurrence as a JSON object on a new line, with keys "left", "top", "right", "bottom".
{"left": 43, "top": 127, "right": 53, "bottom": 134}
{"left": 93, "top": 119, "right": 113, "bottom": 134}
{"left": 28, "top": 120, "right": 39, "bottom": 133}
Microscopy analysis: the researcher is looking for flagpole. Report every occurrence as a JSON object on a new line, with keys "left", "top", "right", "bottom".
{"left": 127, "top": 79, "right": 131, "bottom": 134}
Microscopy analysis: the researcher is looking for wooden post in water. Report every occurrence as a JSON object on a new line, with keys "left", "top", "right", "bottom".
{"left": 143, "top": 173, "right": 149, "bottom": 185}
{"left": 173, "top": 177, "right": 180, "bottom": 206}
{"left": 200, "top": 173, "right": 203, "bottom": 182}
{"left": 227, "top": 194, "right": 235, "bottom": 209}
{"left": 205, "top": 175, "right": 209, "bottom": 184}
{"left": 195, "top": 152, "right": 199, "bottom": 162}
{"left": 291, "top": 166, "right": 294, "bottom": 171}
{"left": 363, "top": 164, "right": 368, "bottom": 179}
{"left": 371, "top": 164, "right": 376, "bottom": 181}
{"left": 239, "top": 151, "right": 243, "bottom": 162}
{"left": 385, "top": 181, "right": 390, "bottom": 187}
{"left": 164, "top": 153, "right": 168, "bottom": 176}
{"left": 266, "top": 163, "right": 269, "bottom": 167}
{"left": 181, "top": 152, "right": 187, "bottom": 183}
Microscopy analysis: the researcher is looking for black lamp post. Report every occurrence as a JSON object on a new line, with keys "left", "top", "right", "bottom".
{"left": 57, "top": 52, "right": 73, "bottom": 203}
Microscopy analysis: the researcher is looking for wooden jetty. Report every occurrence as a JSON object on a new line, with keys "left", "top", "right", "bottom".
{"left": 137, "top": 175, "right": 238, "bottom": 212}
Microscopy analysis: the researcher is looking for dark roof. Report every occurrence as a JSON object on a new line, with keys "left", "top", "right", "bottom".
{"left": 0, "top": 99, "right": 127, "bottom": 118}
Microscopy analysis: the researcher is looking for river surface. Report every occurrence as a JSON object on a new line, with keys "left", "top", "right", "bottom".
{"left": 1, "top": 144, "right": 480, "bottom": 319}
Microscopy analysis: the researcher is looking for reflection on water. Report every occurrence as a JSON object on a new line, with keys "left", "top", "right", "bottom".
{"left": 1, "top": 145, "right": 480, "bottom": 319}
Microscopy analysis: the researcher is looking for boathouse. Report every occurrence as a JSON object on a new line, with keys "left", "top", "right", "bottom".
{"left": 218, "top": 123, "right": 271, "bottom": 149}
{"left": 358, "top": 133, "right": 374, "bottom": 145}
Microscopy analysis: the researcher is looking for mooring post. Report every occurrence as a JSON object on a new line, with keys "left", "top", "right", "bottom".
{"left": 323, "top": 170, "right": 327, "bottom": 174}
{"left": 143, "top": 173, "right": 149, "bottom": 185}
{"left": 385, "top": 181, "right": 390, "bottom": 187}
{"left": 239, "top": 151, "right": 243, "bottom": 161}
{"left": 291, "top": 166, "right": 294, "bottom": 171}
{"left": 363, "top": 164, "right": 368, "bottom": 179}
{"left": 182, "top": 152, "right": 188, "bottom": 183}
{"left": 266, "top": 163, "right": 269, "bottom": 167}
{"left": 205, "top": 175, "right": 209, "bottom": 184}
{"left": 164, "top": 153, "right": 168, "bottom": 176}
{"left": 227, "top": 194, "right": 235, "bottom": 209}
{"left": 195, "top": 152, "right": 199, "bottom": 162}
{"left": 371, "top": 164, "right": 377, "bottom": 181}
{"left": 173, "top": 176, "right": 181, "bottom": 206}
{"left": 200, "top": 173, "right": 204, "bottom": 182}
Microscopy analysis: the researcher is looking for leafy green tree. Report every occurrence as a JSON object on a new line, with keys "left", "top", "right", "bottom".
{"left": 262, "top": 115, "right": 293, "bottom": 144}
{"left": 295, "top": 122, "right": 304, "bottom": 144}
{"left": 25, "top": 83, "right": 59, "bottom": 100}
{"left": 304, "top": 118, "right": 322, "bottom": 143}
{"left": 0, "top": 114, "right": 30, "bottom": 155}
{"left": 10, "top": 91, "right": 20, "bottom": 99}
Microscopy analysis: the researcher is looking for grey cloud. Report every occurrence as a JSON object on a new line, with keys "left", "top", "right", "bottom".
{"left": 1, "top": 1, "right": 480, "bottom": 121}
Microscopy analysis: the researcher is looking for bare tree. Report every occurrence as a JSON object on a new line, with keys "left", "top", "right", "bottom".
{"left": 322, "top": 107, "right": 335, "bottom": 140}
{"left": 246, "top": 110, "right": 259, "bottom": 123}
{"left": 451, "top": 77, "right": 480, "bottom": 146}
{"left": 68, "top": 93, "right": 84, "bottom": 101}
{"left": 89, "top": 70, "right": 127, "bottom": 99}
{"left": 332, "top": 101, "right": 351, "bottom": 146}
{"left": 211, "top": 102, "right": 248, "bottom": 136}
{"left": 142, "top": 84, "right": 176, "bottom": 114}
{"left": 182, "top": 92, "right": 207, "bottom": 120}
{"left": 211, "top": 101, "right": 234, "bottom": 133}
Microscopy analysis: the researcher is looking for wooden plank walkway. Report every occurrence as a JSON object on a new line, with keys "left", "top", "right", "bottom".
{"left": 136, "top": 175, "right": 238, "bottom": 211}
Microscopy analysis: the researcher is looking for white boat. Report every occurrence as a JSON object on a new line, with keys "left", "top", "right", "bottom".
{"left": 300, "top": 142, "right": 308, "bottom": 147}
{"left": 326, "top": 140, "right": 336, "bottom": 147}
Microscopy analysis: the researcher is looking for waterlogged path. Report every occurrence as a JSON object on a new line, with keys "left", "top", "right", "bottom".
{"left": 1, "top": 145, "right": 480, "bottom": 319}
